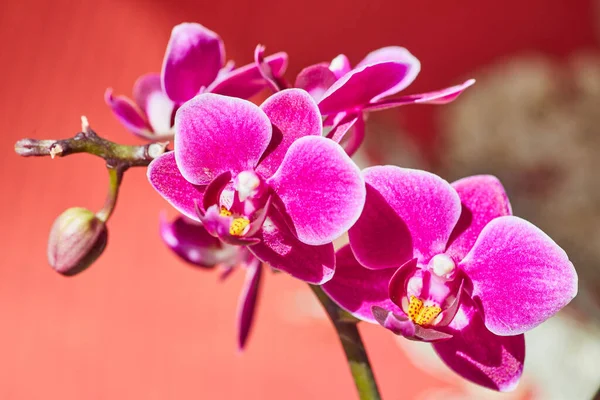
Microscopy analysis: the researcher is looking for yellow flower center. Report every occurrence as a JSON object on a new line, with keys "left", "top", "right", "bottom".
{"left": 220, "top": 207, "right": 232, "bottom": 217}
{"left": 407, "top": 296, "right": 442, "bottom": 326}
{"left": 219, "top": 206, "right": 250, "bottom": 236}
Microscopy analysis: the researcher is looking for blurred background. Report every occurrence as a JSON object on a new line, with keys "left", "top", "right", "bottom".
{"left": 3, "top": 0, "right": 600, "bottom": 398}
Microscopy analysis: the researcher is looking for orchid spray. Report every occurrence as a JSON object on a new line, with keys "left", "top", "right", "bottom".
{"left": 14, "top": 22, "right": 577, "bottom": 399}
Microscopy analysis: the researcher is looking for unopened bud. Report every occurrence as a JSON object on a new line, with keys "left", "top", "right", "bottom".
{"left": 47, "top": 207, "right": 108, "bottom": 276}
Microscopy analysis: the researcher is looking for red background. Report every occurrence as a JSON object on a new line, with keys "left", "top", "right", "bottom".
{"left": 2, "top": 0, "right": 596, "bottom": 398}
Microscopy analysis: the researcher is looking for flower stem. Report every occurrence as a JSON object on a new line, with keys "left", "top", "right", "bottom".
{"left": 96, "top": 165, "right": 124, "bottom": 222}
{"left": 14, "top": 116, "right": 167, "bottom": 167}
{"left": 310, "top": 284, "right": 382, "bottom": 400}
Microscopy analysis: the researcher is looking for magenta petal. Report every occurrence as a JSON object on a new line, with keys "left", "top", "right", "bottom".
{"left": 104, "top": 89, "right": 153, "bottom": 139}
{"left": 248, "top": 208, "right": 334, "bottom": 284}
{"left": 237, "top": 259, "right": 263, "bottom": 350}
{"left": 256, "top": 89, "right": 322, "bottom": 177}
{"left": 322, "top": 245, "right": 401, "bottom": 323}
{"left": 207, "top": 52, "right": 289, "bottom": 99}
{"left": 318, "top": 62, "right": 416, "bottom": 115}
{"left": 363, "top": 79, "right": 476, "bottom": 112}
{"left": 200, "top": 205, "right": 261, "bottom": 246}
{"left": 372, "top": 306, "right": 416, "bottom": 337}
{"left": 355, "top": 47, "right": 421, "bottom": 100}
{"left": 161, "top": 23, "right": 224, "bottom": 103}
{"left": 433, "top": 298, "right": 525, "bottom": 392}
{"left": 174, "top": 93, "right": 272, "bottom": 185}
{"left": 329, "top": 54, "right": 351, "bottom": 78}
{"left": 295, "top": 64, "right": 338, "bottom": 103}
{"left": 348, "top": 182, "right": 413, "bottom": 270}
{"left": 267, "top": 136, "right": 365, "bottom": 245}
{"left": 445, "top": 175, "right": 512, "bottom": 261}
{"left": 160, "top": 215, "right": 239, "bottom": 268}
{"left": 357, "top": 166, "right": 461, "bottom": 262}
{"left": 132, "top": 73, "right": 175, "bottom": 136}
{"left": 147, "top": 152, "right": 206, "bottom": 221}
{"left": 461, "top": 216, "right": 577, "bottom": 336}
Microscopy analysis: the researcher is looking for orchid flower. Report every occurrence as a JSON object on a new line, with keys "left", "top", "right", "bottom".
{"left": 295, "top": 48, "right": 474, "bottom": 155}
{"left": 148, "top": 89, "right": 366, "bottom": 284}
{"left": 105, "top": 22, "right": 288, "bottom": 140}
{"left": 160, "top": 215, "right": 263, "bottom": 350}
{"left": 323, "top": 168, "right": 577, "bottom": 391}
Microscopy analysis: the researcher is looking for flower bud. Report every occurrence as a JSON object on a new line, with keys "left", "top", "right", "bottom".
{"left": 47, "top": 207, "right": 108, "bottom": 276}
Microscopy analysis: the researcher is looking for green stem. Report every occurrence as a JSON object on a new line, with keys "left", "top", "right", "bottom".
{"left": 310, "top": 285, "right": 382, "bottom": 400}
{"left": 96, "top": 165, "right": 124, "bottom": 222}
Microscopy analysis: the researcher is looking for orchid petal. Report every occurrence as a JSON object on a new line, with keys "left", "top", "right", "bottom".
{"left": 256, "top": 89, "right": 322, "bottom": 177}
{"left": 147, "top": 152, "right": 206, "bottom": 221}
{"left": 348, "top": 182, "right": 414, "bottom": 270}
{"left": 237, "top": 259, "right": 263, "bottom": 350}
{"left": 161, "top": 23, "right": 224, "bottom": 103}
{"left": 199, "top": 204, "right": 261, "bottom": 246}
{"left": 160, "top": 215, "right": 240, "bottom": 268}
{"left": 248, "top": 209, "right": 335, "bottom": 284}
{"left": 104, "top": 89, "right": 154, "bottom": 139}
{"left": 322, "top": 245, "right": 401, "bottom": 323}
{"left": 267, "top": 136, "right": 365, "bottom": 246}
{"left": 355, "top": 46, "right": 421, "bottom": 100}
{"left": 460, "top": 216, "right": 577, "bottom": 335}
{"left": 319, "top": 62, "right": 417, "bottom": 115}
{"left": 174, "top": 93, "right": 272, "bottom": 185}
{"left": 207, "top": 52, "right": 288, "bottom": 99}
{"left": 132, "top": 73, "right": 175, "bottom": 136}
{"left": 433, "top": 297, "right": 525, "bottom": 392}
{"left": 363, "top": 79, "right": 475, "bottom": 112}
{"left": 329, "top": 54, "right": 351, "bottom": 78}
{"left": 372, "top": 306, "right": 416, "bottom": 337}
{"left": 295, "top": 64, "right": 338, "bottom": 103}
{"left": 353, "top": 166, "right": 461, "bottom": 263}
{"left": 445, "top": 175, "right": 512, "bottom": 261}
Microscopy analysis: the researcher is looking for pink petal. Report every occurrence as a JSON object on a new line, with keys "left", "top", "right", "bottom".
{"left": 329, "top": 54, "right": 351, "bottom": 78}
{"left": 338, "top": 113, "right": 365, "bottom": 156}
{"left": 355, "top": 46, "right": 421, "bottom": 101}
{"left": 322, "top": 245, "right": 401, "bottom": 323}
{"left": 160, "top": 214, "right": 240, "bottom": 268}
{"left": 237, "top": 259, "right": 263, "bottom": 350}
{"left": 132, "top": 73, "right": 175, "bottom": 137}
{"left": 445, "top": 175, "right": 512, "bottom": 261}
{"left": 207, "top": 52, "right": 289, "bottom": 99}
{"left": 161, "top": 23, "right": 224, "bottom": 103}
{"left": 433, "top": 297, "right": 525, "bottom": 392}
{"left": 104, "top": 88, "right": 154, "bottom": 139}
{"left": 294, "top": 64, "right": 338, "bottom": 102}
{"left": 174, "top": 93, "right": 272, "bottom": 185}
{"left": 348, "top": 182, "right": 413, "bottom": 270}
{"left": 460, "top": 216, "right": 577, "bottom": 336}
{"left": 256, "top": 89, "right": 322, "bottom": 177}
{"left": 318, "top": 62, "right": 416, "bottom": 115}
{"left": 147, "top": 152, "right": 206, "bottom": 221}
{"left": 248, "top": 208, "right": 335, "bottom": 284}
{"left": 363, "top": 79, "right": 476, "bottom": 112}
{"left": 353, "top": 166, "right": 461, "bottom": 263}
{"left": 267, "top": 136, "right": 365, "bottom": 246}
{"left": 371, "top": 306, "right": 416, "bottom": 337}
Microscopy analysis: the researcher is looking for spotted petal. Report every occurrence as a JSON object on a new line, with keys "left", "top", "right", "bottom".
{"left": 267, "top": 136, "right": 365, "bottom": 246}
{"left": 433, "top": 297, "right": 525, "bottom": 392}
{"left": 147, "top": 152, "right": 206, "bottom": 221}
{"left": 460, "top": 216, "right": 577, "bottom": 336}
{"left": 445, "top": 175, "right": 512, "bottom": 261}
{"left": 256, "top": 89, "right": 322, "bottom": 177}
{"left": 174, "top": 93, "right": 272, "bottom": 185}
{"left": 161, "top": 23, "right": 224, "bottom": 103}
{"left": 351, "top": 166, "right": 461, "bottom": 264}
{"left": 322, "top": 245, "right": 401, "bottom": 323}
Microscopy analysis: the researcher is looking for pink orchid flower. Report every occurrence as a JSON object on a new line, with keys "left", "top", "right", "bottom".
{"left": 323, "top": 167, "right": 577, "bottom": 391}
{"left": 148, "top": 89, "right": 366, "bottom": 284}
{"left": 296, "top": 48, "right": 474, "bottom": 155}
{"left": 105, "top": 22, "right": 287, "bottom": 140}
